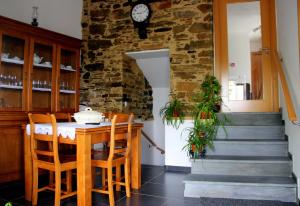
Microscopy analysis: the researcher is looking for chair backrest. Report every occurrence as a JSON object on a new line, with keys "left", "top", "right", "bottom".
{"left": 54, "top": 112, "right": 72, "bottom": 122}
{"left": 28, "top": 113, "right": 60, "bottom": 165}
{"left": 108, "top": 113, "right": 134, "bottom": 161}
{"left": 106, "top": 112, "right": 133, "bottom": 122}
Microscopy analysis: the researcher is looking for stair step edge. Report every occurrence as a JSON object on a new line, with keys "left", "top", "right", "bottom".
{"left": 183, "top": 180, "right": 297, "bottom": 188}
{"left": 183, "top": 175, "right": 296, "bottom": 186}
{"left": 193, "top": 159, "right": 291, "bottom": 163}
{"left": 183, "top": 180, "right": 296, "bottom": 187}
{"left": 218, "top": 112, "right": 282, "bottom": 115}
{"left": 213, "top": 140, "right": 287, "bottom": 144}
{"left": 219, "top": 125, "right": 284, "bottom": 128}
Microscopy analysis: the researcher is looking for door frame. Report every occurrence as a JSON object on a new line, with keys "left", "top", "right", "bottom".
{"left": 214, "top": 0, "right": 279, "bottom": 112}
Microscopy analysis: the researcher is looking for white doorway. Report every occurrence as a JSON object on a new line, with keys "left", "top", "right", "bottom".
{"left": 126, "top": 49, "right": 170, "bottom": 166}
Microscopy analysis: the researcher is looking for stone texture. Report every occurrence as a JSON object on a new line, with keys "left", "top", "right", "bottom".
{"left": 89, "top": 24, "right": 107, "bottom": 35}
{"left": 122, "top": 56, "right": 153, "bottom": 119}
{"left": 189, "top": 23, "right": 212, "bottom": 33}
{"left": 81, "top": 0, "right": 214, "bottom": 117}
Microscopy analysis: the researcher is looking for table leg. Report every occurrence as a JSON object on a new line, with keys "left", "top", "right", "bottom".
{"left": 77, "top": 133, "right": 92, "bottom": 206}
{"left": 131, "top": 128, "right": 141, "bottom": 189}
{"left": 24, "top": 132, "right": 32, "bottom": 201}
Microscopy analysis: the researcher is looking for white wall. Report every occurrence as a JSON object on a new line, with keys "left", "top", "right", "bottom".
{"left": 0, "top": 0, "right": 82, "bottom": 39}
{"left": 165, "top": 120, "right": 193, "bottom": 167}
{"left": 228, "top": 32, "right": 251, "bottom": 83}
{"left": 276, "top": 0, "right": 300, "bottom": 199}
{"left": 142, "top": 87, "right": 169, "bottom": 166}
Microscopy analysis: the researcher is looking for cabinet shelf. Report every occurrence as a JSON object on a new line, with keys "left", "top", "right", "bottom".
{"left": 32, "top": 87, "right": 51, "bottom": 92}
{"left": 1, "top": 57, "right": 24, "bottom": 65}
{"left": 60, "top": 89, "right": 76, "bottom": 94}
{"left": 61, "top": 67, "right": 76, "bottom": 72}
{"left": 0, "top": 84, "right": 23, "bottom": 90}
{"left": 33, "top": 63, "right": 52, "bottom": 68}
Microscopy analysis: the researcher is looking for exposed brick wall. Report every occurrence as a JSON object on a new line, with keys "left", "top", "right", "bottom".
{"left": 81, "top": 0, "right": 213, "bottom": 117}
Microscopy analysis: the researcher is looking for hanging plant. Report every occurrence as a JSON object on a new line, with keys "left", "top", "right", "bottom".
{"left": 160, "top": 97, "right": 185, "bottom": 129}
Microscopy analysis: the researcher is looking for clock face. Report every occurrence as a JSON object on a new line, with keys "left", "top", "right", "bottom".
{"left": 131, "top": 3, "right": 150, "bottom": 23}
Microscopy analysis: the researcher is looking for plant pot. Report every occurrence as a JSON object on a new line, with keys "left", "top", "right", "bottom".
{"left": 173, "top": 111, "right": 180, "bottom": 117}
{"left": 200, "top": 112, "right": 211, "bottom": 119}
{"left": 190, "top": 144, "right": 206, "bottom": 159}
{"left": 213, "top": 104, "right": 221, "bottom": 112}
{"left": 190, "top": 147, "right": 206, "bottom": 159}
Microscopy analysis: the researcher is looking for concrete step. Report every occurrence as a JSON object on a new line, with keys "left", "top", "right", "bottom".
{"left": 207, "top": 139, "right": 288, "bottom": 156}
{"left": 191, "top": 156, "right": 292, "bottom": 177}
{"left": 183, "top": 174, "right": 296, "bottom": 202}
{"left": 217, "top": 112, "right": 283, "bottom": 126}
{"left": 216, "top": 125, "right": 285, "bottom": 140}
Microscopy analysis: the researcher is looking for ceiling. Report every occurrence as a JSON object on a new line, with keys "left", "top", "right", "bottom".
{"left": 227, "top": 1, "right": 261, "bottom": 33}
{"left": 126, "top": 49, "right": 170, "bottom": 88}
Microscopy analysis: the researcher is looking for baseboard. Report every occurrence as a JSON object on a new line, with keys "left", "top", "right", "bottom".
{"left": 292, "top": 172, "right": 297, "bottom": 182}
{"left": 142, "top": 164, "right": 164, "bottom": 169}
{"left": 292, "top": 172, "right": 299, "bottom": 206}
{"left": 285, "top": 134, "right": 289, "bottom": 141}
{"left": 289, "top": 152, "right": 293, "bottom": 160}
{"left": 165, "top": 165, "right": 191, "bottom": 173}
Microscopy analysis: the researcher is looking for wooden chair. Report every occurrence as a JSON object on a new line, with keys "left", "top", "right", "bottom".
{"left": 92, "top": 113, "right": 134, "bottom": 206}
{"left": 53, "top": 112, "right": 75, "bottom": 154}
{"left": 54, "top": 112, "right": 72, "bottom": 122}
{"left": 28, "top": 113, "right": 77, "bottom": 206}
{"left": 50, "top": 112, "right": 74, "bottom": 187}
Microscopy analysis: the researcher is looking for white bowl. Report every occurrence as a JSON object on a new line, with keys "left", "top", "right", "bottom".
{"left": 73, "top": 107, "right": 104, "bottom": 124}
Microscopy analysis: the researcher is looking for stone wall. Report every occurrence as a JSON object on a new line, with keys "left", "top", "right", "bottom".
{"left": 81, "top": 0, "right": 213, "bottom": 116}
{"left": 122, "top": 56, "right": 153, "bottom": 119}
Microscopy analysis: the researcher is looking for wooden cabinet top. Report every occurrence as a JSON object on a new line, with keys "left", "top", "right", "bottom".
{"left": 0, "top": 15, "right": 81, "bottom": 48}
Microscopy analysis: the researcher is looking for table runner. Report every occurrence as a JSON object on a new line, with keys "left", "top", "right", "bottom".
{"left": 26, "top": 122, "right": 113, "bottom": 140}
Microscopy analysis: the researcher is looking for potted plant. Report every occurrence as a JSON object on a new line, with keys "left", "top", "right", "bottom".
{"left": 183, "top": 74, "right": 227, "bottom": 159}
{"left": 193, "top": 74, "right": 222, "bottom": 118}
{"left": 160, "top": 96, "right": 185, "bottom": 129}
{"left": 183, "top": 118, "right": 215, "bottom": 158}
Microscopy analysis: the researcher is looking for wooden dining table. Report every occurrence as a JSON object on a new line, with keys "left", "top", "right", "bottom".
{"left": 24, "top": 122, "right": 143, "bottom": 206}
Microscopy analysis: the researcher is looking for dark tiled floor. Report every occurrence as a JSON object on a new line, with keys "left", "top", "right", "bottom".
{"left": 0, "top": 165, "right": 297, "bottom": 206}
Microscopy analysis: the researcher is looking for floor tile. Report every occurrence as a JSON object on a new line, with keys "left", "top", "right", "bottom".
{"left": 92, "top": 190, "right": 125, "bottom": 206}
{"left": 137, "top": 181, "right": 185, "bottom": 199}
{"left": 141, "top": 165, "right": 165, "bottom": 184}
{"left": 0, "top": 198, "right": 11, "bottom": 206}
{"left": 0, "top": 182, "right": 24, "bottom": 200}
{"left": 161, "top": 197, "right": 200, "bottom": 206}
{"left": 149, "top": 171, "right": 188, "bottom": 186}
{"left": 0, "top": 165, "right": 298, "bottom": 206}
{"left": 116, "top": 193, "right": 165, "bottom": 206}
{"left": 11, "top": 197, "right": 32, "bottom": 206}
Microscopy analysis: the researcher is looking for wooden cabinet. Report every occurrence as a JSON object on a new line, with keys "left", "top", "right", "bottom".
{"left": 0, "top": 16, "right": 81, "bottom": 183}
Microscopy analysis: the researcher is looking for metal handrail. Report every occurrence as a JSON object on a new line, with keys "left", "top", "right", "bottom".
{"left": 141, "top": 130, "right": 165, "bottom": 154}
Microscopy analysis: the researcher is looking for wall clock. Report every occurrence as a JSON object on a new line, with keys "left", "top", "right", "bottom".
{"left": 130, "top": 1, "right": 151, "bottom": 39}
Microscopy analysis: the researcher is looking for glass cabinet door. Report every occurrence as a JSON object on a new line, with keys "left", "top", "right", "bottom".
{"left": 0, "top": 33, "right": 27, "bottom": 111}
{"left": 58, "top": 47, "right": 78, "bottom": 112}
{"left": 31, "top": 41, "right": 54, "bottom": 111}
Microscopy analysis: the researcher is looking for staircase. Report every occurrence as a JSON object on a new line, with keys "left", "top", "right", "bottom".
{"left": 183, "top": 112, "right": 297, "bottom": 203}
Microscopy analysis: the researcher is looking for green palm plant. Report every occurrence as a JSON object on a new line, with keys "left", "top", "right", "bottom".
{"left": 193, "top": 74, "right": 222, "bottom": 119}
{"left": 183, "top": 118, "right": 216, "bottom": 158}
{"left": 183, "top": 74, "right": 228, "bottom": 159}
{"left": 160, "top": 97, "right": 185, "bottom": 129}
